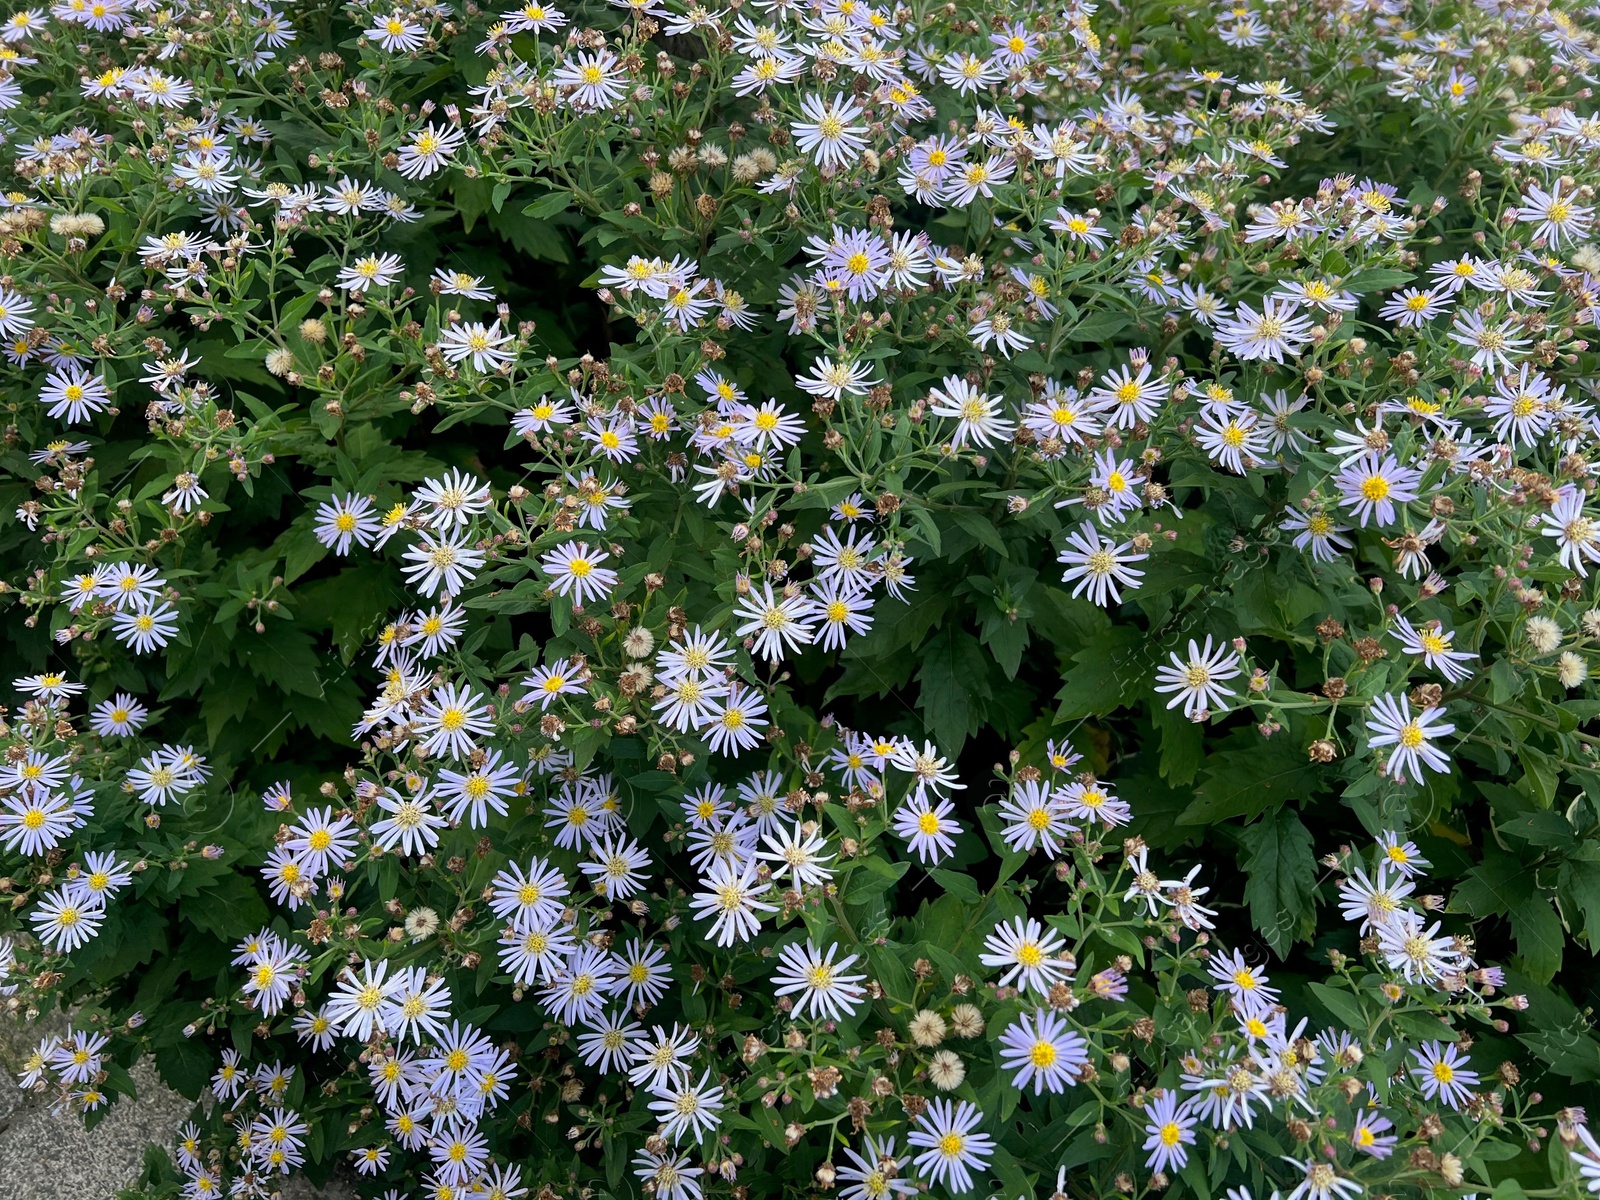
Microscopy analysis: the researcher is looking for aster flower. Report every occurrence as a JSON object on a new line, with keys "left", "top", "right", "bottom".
{"left": 314, "top": 493, "right": 381, "bottom": 554}
{"left": 889, "top": 739, "right": 964, "bottom": 800}
{"left": 400, "top": 532, "right": 486, "bottom": 598}
{"left": 1392, "top": 617, "right": 1477, "bottom": 683}
{"left": 998, "top": 1009, "right": 1089, "bottom": 1094}
{"left": 539, "top": 945, "right": 617, "bottom": 1026}
{"left": 689, "top": 858, "right": 775, "bottom": 946}
{"left": 415, "top": 468, "right": 491, "bottom": 529}
{"left": 791, "top": 93, "right": 868, "bottom": 169}
{"left": 65, "top": 851, "right": 131, "bottom": 907}
{"left": 438, "top": 319, "right": 516, "bottom": 371}
{"left": 1336, "top": 866, "right": 1414, "bottom": 933}
{"left": 1153, "top": 636, "right": 1242, "bottom": 719}
{"left": 40, "top": 365, "right": 111, "bottom": 425}
{"left": 1089, "top": 360, "right": 1168, "bottom": 429}
{"left": 1057, "top": 778, "right": 1131, "bottom": 827}
{"left": 414, "top": 681, "right": 494, "bottom": 759}
{"left": 1056, "top": 522, "right": 1146, "bottom": 606}
{"left": 554, "top": 49, "right": 628, "bottom": 110}
{"left": 1566, "top": 1124, "right": 1600, "bottom": 1196}
{"left": 907, "top": 1099, "right": 994, "bottom": 1193}
{"left": 1377, "top": 909, "right": 1463, "bottom": 984}
{"left": 521, "top": 659, "right": 588, "bottom": 709}
{"left": 489, "top": 857, "right": 570, "bottom": 930}
{"left": 892, "top": 794, "right": 961, "bottom": 863}
{"left": 397, "top": 122, "right": 465, "bottom": 179}
{"left": 111, "top": 601, "right": 179, "bottom": 654}
{"left": 499, "top": 922, "right": 577, "bottom": 987}
{"left": 733, "top": 582, "right": 817, "bottom": 663}
{"left": 0, "top": 792, "right": 76, "bottom": 856}
{"left": 387, "top": 966, "right": 452, "bottom": 1044}
{"left": 540, "top": 541, "right": 620, "bottom": 606}
{"left": 1379, "top": 285, "right": 1450, "bottom": 328}
{"left": 1195, "top": 407, "right": 1268, "bottom": 473}
{"left": 928, "top": 376, "right": 1016, "bottom": 449}
{"left": 609, "top": 936, "right": 671, "bottom": 1007}
{"left": 1448, "top": 310, "right": 1529, "bottom": 372}
{"left": 325, "top": 958, "right": 402, "bottom": 1042}
{"left": 771, "top": 940, "right": 866, "bottom": 1020}
{"left": 1283, "top": 1158, "right": 1363, "bottom": 1200}
{"left": 31, "top": 886, "right": 105, "bottom": 952}
{"left": 1282, "top": 506, "right": 1354, "bottom": 563}
{"left": 1541, "top": 485, "right": 1600, "bottom": 575}
{"left": 979, "top": 916, "right": 1071, "bottom": 996}
{"left": 837, "top": 1136, "right": 916, "bottom": 1200}
{"left": 1142, "top": 1093, "right": 1197, "bottom": 1174}
{"left": 367, "top": 11, "right": 426, "bottom": 49}
{"left": 336, "top": 252, "right": 403, "bottom": 292}
{"left": 1411, "top": 1040, "right": 1479, "bottom": 1109}
{"left": 581, "top": 834, "right": 654, "bottom": 900}
{"left": 1215, "top": 297, "right": 1314, "bottom": 362}
{"left": 287, "top": 805, "right": 358, "bottom": 875}
{"left": 370, "top": 787, "right": 446, "bottom": 856}
{"left": 634, "top": 1150, "right": 704, "bottom": 1200}
{"left": 1208, "top": 948, "right": 1281, "bottom": 1009}
{"left": 647, "top": 1069, "right": 725, "bottom": 1145}
{"left": 1352, "top": 1112, "right": 1397, "bottom": 1159}
{"left": 1518, "top": 180, "right": 1593, "bottom": 247}
{"left": 1366, "top": 693, "right": 1454, "bottom": 783}
{"left": 757, "top": 821, "right": 834, "bottom": 888}
{"left": 1335, "top": 451, "right": 1421, "bottom": 527}
{"left": 996, "top": 779, "right": 1073, "bottom": 856}
{"left": 628, "top": 1024, "right": 700, "bottom": 1091}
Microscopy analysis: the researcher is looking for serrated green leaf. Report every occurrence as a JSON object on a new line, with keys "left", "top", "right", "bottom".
{"left": 1239, "top": 809, "right": 1317, "bottom": 956}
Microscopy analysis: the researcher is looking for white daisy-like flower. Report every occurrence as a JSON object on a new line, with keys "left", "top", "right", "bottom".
{"left": 906, "top": 1099, "right": 994, "bottom": 1193}
{"left": 1365, "top": 693, "right": 1454, "bottom": 783}
{"left": 998, "top": 1008, "right": 1089, "bottom": 1093}
{"left": 1056, "top": 521, "right": 1147, "bottom": 606}
{"left": 928, "top": 375, "right": 1016, "bottom": 449}
{"left": 540, "top": 540, "right": 620, "bottom": 606}
{"left": 978, "top": 916, "right": 1071, "bottom": 996}
{"left": 770, "top": 940, "right": 867, "bottom": 1020}
{"left": 1152, "top": 636, "right": 1242, "bottom": 719}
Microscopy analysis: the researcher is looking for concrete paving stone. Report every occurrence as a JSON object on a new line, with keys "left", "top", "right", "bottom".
{"left": 0, "top": 1011, "right": 358, "bottom": 1200}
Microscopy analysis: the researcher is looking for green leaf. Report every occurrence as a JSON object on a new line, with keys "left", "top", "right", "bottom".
{"left": 182, "top": 872, "right": 269, "bottom": 940}
{"left": 489, "top": 208, "right": 571, "bottom": 263}
{"left": 1510, "top": 894, "right": 1564, "bottom": 983}
{"left": 1150, "top": 701, "right": 1204, "bottom": 787}
{"left": 1067, "top": 310, "right": 1130, "bottom": 341}
{"left": 915, "top": 627, "right": 991, "bottom": 751}
{"left": 1307, "top": 982, "right": 1367, "bottom": 1032}
{"left": 848, "top": 856, "right": 909, "bottom": 897}
{"left": 1343, "top": 267, "right": 1414, "bottom": 293}
{"left": 1054, "top": 626, "right": 1143, "bottom": 720}
{"left": 1559, "top": 859, "right": 1600, "bottom": 951}
{"left": 979, "top": 611, "right": 1029, "bottom": 680}
{"left": 155, "top": 1038, "right": 214, "bottom": 1100}
{"left": 201, "top": 678, "right": 258, "bottom": 743}
{"left": 928, "top": 868, "right": 982, "bottom": 904}
{"left": 946, "top": 508, "right": 1008, "bottom": 557}
{"left": 1239, "top": 810, "right": 1317, "bottom": 956}
{"left": 454, "top": 174, "right": 493, "bottom": 233}
{"left": 522, "top": 191, "right": 572, "bottom": 220}
{"left": 239, "top": 625, "right": 328, "bottom": 699}
{"left": 279, "top": 522, "right": 329, "bottom": 585}
{"left": 1450, "top": 842, "right": 1529, "bottom": 919}
{"left": 1179, "top": 734, "right": 1322, "bottom": 825}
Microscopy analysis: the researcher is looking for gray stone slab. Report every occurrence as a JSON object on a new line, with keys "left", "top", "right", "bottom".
{"left": 0, "top": 1011, "right": 358, "bottom": 1200}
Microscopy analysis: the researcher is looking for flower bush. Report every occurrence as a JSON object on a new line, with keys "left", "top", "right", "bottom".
{"left": 5, "top": 0, "right": 1600, "bottom": 1198}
